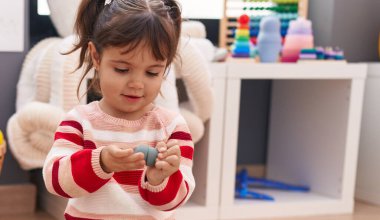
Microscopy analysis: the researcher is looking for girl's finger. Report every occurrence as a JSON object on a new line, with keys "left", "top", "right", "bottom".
{"left": 166, "top": 139, "right": 178, "bottom": 148}
{"left": 125, "top": 152, "right": 145, "bottom": 162}
{"left": 156, "top": 141, "right": 167, "bottom": 153}
{"left": 163, "top": 155, "right": 180, "bottom": 167}
{"left": 159, "top": 145, "right": 180, "bottom": 159}
{"left": 127, "top": 160, "right": 145, "bottom": 169}
{"left": 111, "top": 147, "right": 133, "bottom": 158}
{"left": 154, "top": 160, "right": 169, "bottom": 170}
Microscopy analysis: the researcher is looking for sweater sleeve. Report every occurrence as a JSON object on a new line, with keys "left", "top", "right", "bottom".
{"left": 138, "top": 114, "right": 195, "bottom": 211}
{"left": 42, "top": 109, "right": 113, "bottom": 198}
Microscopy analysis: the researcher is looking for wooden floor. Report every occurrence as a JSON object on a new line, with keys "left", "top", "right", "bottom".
{"left": 251, "top": 201, "right": 380, "bottom": 220}
{"left": 0, "top": 211, "right": 54, "bottom": 220}
{"left": 0, "top": 201, "right": 379, "bottom": 220}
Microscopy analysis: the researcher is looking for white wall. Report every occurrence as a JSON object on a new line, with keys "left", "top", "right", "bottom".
{"left": 177, "top": 0, "right": 224, "bottom": 19}
{"left": 309, "top": 0, "right": 380, "bottom": 62}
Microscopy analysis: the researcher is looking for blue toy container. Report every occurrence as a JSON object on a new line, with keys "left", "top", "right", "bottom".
{"left": 257, "top": 16, "right": 282, "bottom": 63}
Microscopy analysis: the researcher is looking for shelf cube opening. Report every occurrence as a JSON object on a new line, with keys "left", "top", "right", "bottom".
{"left": 236, "top": 79, "right": 351, "bottom": 204}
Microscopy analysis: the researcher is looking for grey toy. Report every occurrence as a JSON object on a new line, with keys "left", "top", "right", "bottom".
{"left": 134, "top": 145, "right": 159, "bottom": 167}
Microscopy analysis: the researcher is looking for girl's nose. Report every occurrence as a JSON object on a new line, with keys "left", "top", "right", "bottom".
{"left": 127, "top": 78, "right": 144, "bottom": 89}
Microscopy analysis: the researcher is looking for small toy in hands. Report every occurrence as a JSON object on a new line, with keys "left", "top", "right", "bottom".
{"left": 235, "top": 169, "right": 310, "bottom": 201}
{"left": 134, "top": 145, "right": 158, "bottom": 167}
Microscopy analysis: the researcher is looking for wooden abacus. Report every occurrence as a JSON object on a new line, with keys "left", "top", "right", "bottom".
{"left": 219, "top": 0, "right": 308, "bottom": 48}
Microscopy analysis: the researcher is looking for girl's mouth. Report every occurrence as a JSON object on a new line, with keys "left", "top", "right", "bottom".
{"left": 122, "top": 94, "right": 142, "bottom": 102}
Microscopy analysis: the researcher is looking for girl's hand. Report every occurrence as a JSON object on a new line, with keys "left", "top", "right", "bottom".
{"left": 100, "top": 145, "right": 145, "bottom": 173}
{"left": 146, "top": 141, "right": 181, "bottom": 186}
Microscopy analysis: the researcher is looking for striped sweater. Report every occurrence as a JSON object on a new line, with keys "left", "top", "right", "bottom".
{"left": 42, "top": 101, "right": 195, "bottom": 220}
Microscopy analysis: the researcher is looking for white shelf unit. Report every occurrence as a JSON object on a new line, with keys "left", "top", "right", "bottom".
{"left": 219, "top": 62, "right": 367, "bottom": 219}
{"left": 355, "top": 63, "right": 380, "bottom": 206}
{"left": 175, "top": 63, "right": 227, "bottom": 220}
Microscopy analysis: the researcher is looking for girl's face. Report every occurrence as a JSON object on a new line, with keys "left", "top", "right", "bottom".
{"left": 89, "top": 42, "right": 167, "bottom": 120}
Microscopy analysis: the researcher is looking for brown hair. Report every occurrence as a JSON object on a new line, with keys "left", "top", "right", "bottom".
{"left": 69, "top": 0, "right": 182, "bottom": 97}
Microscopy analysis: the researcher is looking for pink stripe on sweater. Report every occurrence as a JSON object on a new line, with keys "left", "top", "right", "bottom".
{"left": 94, "top": 141, "right": 158, "bottom": 150}
{"left": 88, "top": 117, "right": 164, "bottom": 132}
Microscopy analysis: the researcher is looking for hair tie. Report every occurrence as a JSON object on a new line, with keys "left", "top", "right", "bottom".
{"left": 105, "top": 0, "right": 112, "bottom": 6}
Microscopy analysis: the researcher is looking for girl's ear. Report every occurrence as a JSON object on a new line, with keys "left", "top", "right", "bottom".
{"left": 88, "top": 42, "right": 100, "bottom": 70}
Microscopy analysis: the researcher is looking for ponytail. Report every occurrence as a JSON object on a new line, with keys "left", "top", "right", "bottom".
{"left": 66, "top": 0, "right": 106, "bottom": 99}
{"left": 67, "top": 0, "right": 105, "bottom": 72}
{"left": 163, "top": 0, "right": 182, "bottom": 41}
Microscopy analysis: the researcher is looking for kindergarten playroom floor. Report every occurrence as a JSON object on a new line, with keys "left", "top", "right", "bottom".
{"left": 0, "top": 201, "right": 379, "bottom": 220}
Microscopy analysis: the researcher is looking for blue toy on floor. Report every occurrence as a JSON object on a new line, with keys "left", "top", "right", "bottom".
{"left": 235, "top": 169, "right": 310, "bottom": 201}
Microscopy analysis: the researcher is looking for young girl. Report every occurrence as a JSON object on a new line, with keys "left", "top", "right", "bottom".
{"left": 42, "top": 0, "right": 195, "bottom": 219}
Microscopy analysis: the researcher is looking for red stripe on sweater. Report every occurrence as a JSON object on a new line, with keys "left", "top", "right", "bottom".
{"left": 64, "top": 213, "right": 98, "bottom": 220}
{"left": 139, "top": 170, "right": 183, "bottom": 206}
{"left": 52, "top": 157, "right": 72, "bottom": 198}
{"left": 71, "top": 150, "right": 110, "bottom": 193}
{"left": 169, "top": 131, "right": 192, "bottom": 141}
{"left": 114, "top": 170, "right": 143, "bottom": 185}
{"left": 55, "top": 132, "right": 84, "bottom": 147}
{"left": 164, "top": 181, "right": 190, "bottom": 211}
{"left": 180, "top": 146, "right": 194, "bottom": 160}
{"left": 84, "top": 140, "right": 96, "bottom": 149}
{"left": 60, "top": 121, "right": 83, "bottom": 134}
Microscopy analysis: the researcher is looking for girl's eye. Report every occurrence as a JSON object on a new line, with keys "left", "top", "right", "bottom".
{"left": 114, "top": 68, "right": 129, "bottom": 73}
{"left": 146, "top": 71, "right": 159, "bottom": 77}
